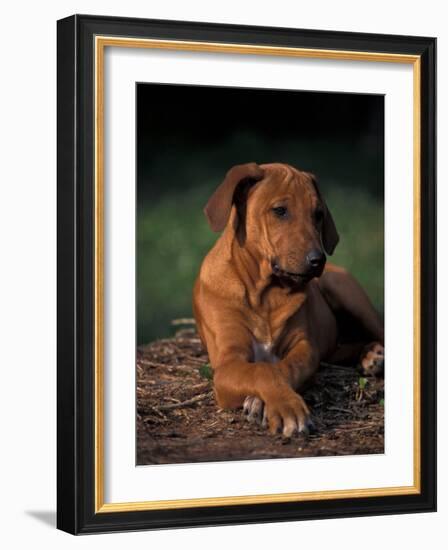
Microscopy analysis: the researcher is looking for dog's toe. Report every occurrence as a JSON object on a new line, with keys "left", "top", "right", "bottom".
{"left": 243, "top": 396, "right": 253, "bottom": 415}
{"left": 243, "top": 396, "right": 264, "bottom": 424}
{"left": 283, "top": 418, "right": 297, "bottom": 438}
{"left": 359, "top": 342, "right": 385, "bottom": 376}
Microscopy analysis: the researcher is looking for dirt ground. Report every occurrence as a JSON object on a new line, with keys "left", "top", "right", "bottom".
{"left": 137, "top": 325, "right": 384, "bottom": 465}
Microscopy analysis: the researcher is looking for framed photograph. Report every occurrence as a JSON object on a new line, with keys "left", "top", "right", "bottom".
{"left": 57, "top": 14, "right": 436, "bottom": 534}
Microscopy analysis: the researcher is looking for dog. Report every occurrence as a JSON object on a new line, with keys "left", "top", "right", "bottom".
{"left": 193, "top": 162, "right": 384, "bottom": 437}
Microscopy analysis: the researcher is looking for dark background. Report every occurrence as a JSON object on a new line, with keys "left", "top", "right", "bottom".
{"left": 137, "top": 84, "right": 384, "bottom": 344}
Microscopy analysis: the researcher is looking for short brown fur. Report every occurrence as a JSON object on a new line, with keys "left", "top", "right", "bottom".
{"left": 193, "top": 163, "right": 384, "bottom": 437}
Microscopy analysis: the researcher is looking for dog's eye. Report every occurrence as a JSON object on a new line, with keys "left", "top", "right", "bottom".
{"left": 314, "top": 207, "right": 324, "bottom": 224}
{"left": 272, "top": 206, "right": 288, "bottom": 218}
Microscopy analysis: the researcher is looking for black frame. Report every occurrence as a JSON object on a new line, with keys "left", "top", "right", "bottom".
{"left": 57, "top": 14, "right": 436, "bottom": 534}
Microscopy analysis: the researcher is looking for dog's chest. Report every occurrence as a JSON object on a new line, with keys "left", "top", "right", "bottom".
{"left": 252, "top": 339, "right": 280, "bottom": 364}
{"left": 249, "top": 288, "right": 305, "bottom": 361}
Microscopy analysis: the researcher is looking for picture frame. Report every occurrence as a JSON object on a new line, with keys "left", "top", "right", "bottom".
{"left": 57, "top": 14, "right": 436, "bottom": 534}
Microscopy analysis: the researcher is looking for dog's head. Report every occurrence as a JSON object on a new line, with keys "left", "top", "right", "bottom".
{"left": 204, "top": 162, "right": 339, "bottom": 284}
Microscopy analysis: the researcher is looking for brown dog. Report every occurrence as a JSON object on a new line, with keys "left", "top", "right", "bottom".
{"left": 193, "top": 162, "right": 384, "bottom": 437}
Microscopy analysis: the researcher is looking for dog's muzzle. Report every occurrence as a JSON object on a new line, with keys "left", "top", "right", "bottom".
{"left": 271, "top": 249, "right": 326, "bottom": 283}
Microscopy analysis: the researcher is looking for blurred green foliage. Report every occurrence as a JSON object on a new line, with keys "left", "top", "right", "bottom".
{"left": 137, "top": 140, "right": 383, "bottom": 344}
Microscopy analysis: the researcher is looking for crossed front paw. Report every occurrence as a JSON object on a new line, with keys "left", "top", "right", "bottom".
{"left": 243, "top": 392, "right": 314, "bottom": 438}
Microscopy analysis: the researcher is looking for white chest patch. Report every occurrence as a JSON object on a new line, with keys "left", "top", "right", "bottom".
{"left": 252, "top": 340, "right": 280, "bottom": 363}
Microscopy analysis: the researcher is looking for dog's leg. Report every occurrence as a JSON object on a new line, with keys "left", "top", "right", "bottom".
{"left": 213, "top": 350, "right": 315, "bottom": 437}
{"left": 319, "top": 267, "right": 384, "bottom": 342}
{"left": 328, "top": 341, "right": 384, "bottom": 376}
{"left": 318, "top": 267, "right": 384, "bottom": 374}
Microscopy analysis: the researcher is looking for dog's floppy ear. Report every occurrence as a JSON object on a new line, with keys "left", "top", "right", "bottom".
{"left": 310, "top": 174, "right": 339, "bottom": 255}
{"left": 204, "top": 163, "right": 265, "bottom": 232}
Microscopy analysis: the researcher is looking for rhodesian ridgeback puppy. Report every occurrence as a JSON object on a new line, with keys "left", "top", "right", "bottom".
{"left": 193, "top": 162, "right": 384, "bottom": 437}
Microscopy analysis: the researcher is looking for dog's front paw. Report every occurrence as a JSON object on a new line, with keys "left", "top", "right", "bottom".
{"left": 264, "top": 391, "right": 313, "bottom": 438}
{"left": 359, "top": 342, "right": 384, "bottom": 376}
{"left": 243, "top": 395, "right": 265, "bottom": 425}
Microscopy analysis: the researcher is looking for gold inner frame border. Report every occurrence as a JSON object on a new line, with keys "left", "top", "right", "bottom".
{"left": 94, "top": 36, "right": 421, "bottom": 513}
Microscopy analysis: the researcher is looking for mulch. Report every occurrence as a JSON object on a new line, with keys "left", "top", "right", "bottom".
{"left": 136, "top": 325, "right": 384, "bottom": 465}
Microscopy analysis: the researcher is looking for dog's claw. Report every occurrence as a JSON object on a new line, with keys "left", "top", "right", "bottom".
{"left": 282, "top": 416, "right": 314, "bottom": 438}
{"left": 306, "top": 417, "right": 316, "bottom": 434}
{"left": 261, "top": 408, "right": 268, "bottom": 428}
{"left": 282, "top": 418, "right": 297, "bottom": 438}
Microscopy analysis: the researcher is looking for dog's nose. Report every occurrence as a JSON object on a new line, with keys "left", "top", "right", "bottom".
{"left": 306, "top": 249, "right": 326, "bottom": 270}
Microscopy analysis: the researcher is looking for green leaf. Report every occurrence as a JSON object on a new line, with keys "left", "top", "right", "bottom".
{"left": 379, "top": 398, "right": 384, "bottom": 407}
{"left": 358, "top": 377, "right": 368, "bottom": 390}
{"left": 199, "top": 364, "right": 213, "bottom": 381}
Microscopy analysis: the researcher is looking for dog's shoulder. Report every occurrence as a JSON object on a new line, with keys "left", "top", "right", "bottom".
{"left": 197, "top": 239, "right": 246, "bottom": 303}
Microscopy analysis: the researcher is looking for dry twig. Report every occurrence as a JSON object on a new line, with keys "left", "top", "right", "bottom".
{"left": 157, "top": 391, "right": 213, "bottom": 412}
